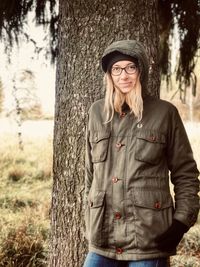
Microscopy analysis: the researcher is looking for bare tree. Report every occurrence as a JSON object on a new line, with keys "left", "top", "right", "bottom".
{"left": 11, "top": 69, "right": 41, "bottom": 149}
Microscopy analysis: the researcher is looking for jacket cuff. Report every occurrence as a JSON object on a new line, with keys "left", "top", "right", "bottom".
{"left": 173, "top": 211, "right": 198, "bottom": 228}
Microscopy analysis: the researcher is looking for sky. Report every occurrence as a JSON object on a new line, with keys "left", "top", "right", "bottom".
{"left": 0, "top": 11, "right": 56, "bottom": 116}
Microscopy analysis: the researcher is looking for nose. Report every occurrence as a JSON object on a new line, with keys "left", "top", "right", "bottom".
{"left": 120, "top": 69, "right": 129, "bottom": 79}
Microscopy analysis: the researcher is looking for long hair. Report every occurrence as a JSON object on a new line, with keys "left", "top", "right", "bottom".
{"left": 104, "top": 72, "right": 143, "bottom": 123}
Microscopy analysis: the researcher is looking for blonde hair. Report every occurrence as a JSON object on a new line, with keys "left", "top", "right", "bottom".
{"left": 104, "top": 73, "right": 143, "bottom": 123}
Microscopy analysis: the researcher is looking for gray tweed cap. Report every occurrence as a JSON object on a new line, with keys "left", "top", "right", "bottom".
{"left": 102, "top": 40, "right": 149, "bottom": 93}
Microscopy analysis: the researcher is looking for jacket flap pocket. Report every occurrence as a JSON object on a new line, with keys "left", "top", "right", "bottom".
{"left": 90, "top": 191, "right": 105, "bottom": 208}
{"left": 133, "top": 189, "right": 173, "bottom": 210}
{"left": 136, "top": 130, "right": 166, "bottom": 144}
{"left": 90, "top": 130, "right": 110, "bottom": 143}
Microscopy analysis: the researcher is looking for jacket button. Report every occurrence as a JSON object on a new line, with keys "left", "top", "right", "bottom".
{"left": 120, "top": 112, "right": 126, "bottom": 118}
{"left": 116, "top": 143, "right": 122, "bottom": 149}
{"left": 115, "top": 212, "right": 121, "bottom": 219}
{"left": 112, "top": 176, "right": 119, "bottom": 183}
{"left": 115, "top": 143, "right": 125, "bottom": 151}
{"left": 149, "top": 135, "right": 156, "bottom": 142}
{"left": 116, "top": 247, "right": 123, "bottom": 254}
{"left": 90, "top": 201, "right": 93, "bottom": 207}
{"left": 154, "top": 201, "right": 161, "bottom": 209}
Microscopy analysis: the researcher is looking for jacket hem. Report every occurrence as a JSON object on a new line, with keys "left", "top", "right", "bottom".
{"left": 89, "top": 244, "right": 176, "bottom": 261}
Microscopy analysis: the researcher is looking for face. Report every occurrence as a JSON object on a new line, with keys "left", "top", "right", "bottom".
{"left": 111, "top": 60, "right": 139, "bottom": 94}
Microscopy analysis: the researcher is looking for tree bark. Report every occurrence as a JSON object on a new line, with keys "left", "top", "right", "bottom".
{"left": 49, "top": 0, "right": 160, "bottom": 266}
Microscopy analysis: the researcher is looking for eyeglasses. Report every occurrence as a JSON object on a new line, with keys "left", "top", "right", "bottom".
{"left": 111, "top": 64, "right": 137, "bottom": 76}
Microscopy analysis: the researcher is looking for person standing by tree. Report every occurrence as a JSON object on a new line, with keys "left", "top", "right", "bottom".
{"left": 84, "top": 40, "right": 199, "bottom": 267}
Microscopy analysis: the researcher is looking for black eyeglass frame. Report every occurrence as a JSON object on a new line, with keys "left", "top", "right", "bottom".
{"left": 111, "top": 64, "right": 138, "bottom": 76}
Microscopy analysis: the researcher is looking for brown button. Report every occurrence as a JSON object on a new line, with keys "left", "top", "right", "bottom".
{"left": 154, "top": 201, "right": 161, "bottom": 209}
{"left": 112, "top": 176, "right": 119, "bottom": 183}
{"left": 90, "top": 201, "right": 93, "bottom": 207}
{"left": 120, "top": 112, "right": 126, "bottom": 118}
{"left": 116, "top": 143, "right": 122, "bottom": 149}
{"left": 149, "top": 135, "right": 156, "bottom": 142}
{"left": 116, "top": 247, "right": 123, "bottom": 254}
{"left": 115, "top": 212, "right": 121, "bottom": 219}
{"left": 115, "top": 143, "right": 125, "bottom": 151}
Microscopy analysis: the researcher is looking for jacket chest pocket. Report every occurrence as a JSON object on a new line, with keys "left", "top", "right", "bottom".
{"left": 89, "top": 130, "right": 110, "bottom": 163}
{"left": 135, "top": 130, "right": 166, "bottom": 165}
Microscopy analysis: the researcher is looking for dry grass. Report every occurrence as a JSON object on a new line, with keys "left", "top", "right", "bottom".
{"left": 0, "top": 225, "right": 47, "bottom": 267}
{"left": 171, "top": 225, "right": 200, "bottom": 267}
{"left": 0, "top": 133, "right": 52, "bottom": 266}
{"left": 0, "top": 120, "right": 199, "bottom": 266}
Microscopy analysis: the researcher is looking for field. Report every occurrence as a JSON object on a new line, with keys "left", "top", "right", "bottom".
{"left": 0, "top": 120, "right": 53, "bottom": 266}
{"left": 0, "top": 119, "right": 199, "bottom": 266}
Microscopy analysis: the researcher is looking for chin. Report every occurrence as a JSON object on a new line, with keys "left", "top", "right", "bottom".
{"left": 120, "top": 88, "right": 132, "bottom": 94}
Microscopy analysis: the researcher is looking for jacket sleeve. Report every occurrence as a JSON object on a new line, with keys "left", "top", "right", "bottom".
{"left": 84, "top": 125, "right": 93, "bottom": 203}
{"left": 167, "top": 106, "right": 199, "bottom": 228}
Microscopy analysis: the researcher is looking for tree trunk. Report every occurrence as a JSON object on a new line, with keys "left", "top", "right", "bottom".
{"left": 49, "top": 0, "right": 160, "bottom": 266}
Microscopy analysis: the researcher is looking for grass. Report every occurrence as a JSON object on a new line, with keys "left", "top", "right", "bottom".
{"left": 0, "top": 121, "right": 199, "bottom": 266}
{"left": 171, "top": 225, "right": 200, "bottom": 267}
{"left": 0, "top": 224, "right": 47, "bottom": 267}
{"left": 0, "top": 134, "right": 52, "bottom": 266}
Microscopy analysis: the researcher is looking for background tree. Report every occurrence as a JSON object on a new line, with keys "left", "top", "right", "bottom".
{"left": 10, "top": 69, "right": 42, "bottom": 150}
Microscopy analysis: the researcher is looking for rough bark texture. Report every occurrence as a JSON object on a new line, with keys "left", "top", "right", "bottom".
{"left": 49, "top": 0, "right": 160, "bottom": 266}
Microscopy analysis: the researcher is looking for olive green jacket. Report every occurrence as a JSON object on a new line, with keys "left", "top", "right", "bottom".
{"left": 84, "top": 97, "right": 199, "bottom": 260}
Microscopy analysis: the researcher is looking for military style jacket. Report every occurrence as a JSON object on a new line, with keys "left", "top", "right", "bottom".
{"left": 84, "top": 96, "right": 199, "bottom": 261}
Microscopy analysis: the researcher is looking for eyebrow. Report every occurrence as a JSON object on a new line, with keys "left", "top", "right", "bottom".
{"left": 112, "top": 63, "right": 136, "bottom": 67}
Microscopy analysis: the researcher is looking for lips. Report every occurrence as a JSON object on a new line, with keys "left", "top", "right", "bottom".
{"left": 120, "top": 83, "right": 131, "bottom": 86}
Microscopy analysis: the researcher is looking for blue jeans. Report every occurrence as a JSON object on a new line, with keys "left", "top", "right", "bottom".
{"left": 83, "top": 252, "right": 169, "bottom": 267}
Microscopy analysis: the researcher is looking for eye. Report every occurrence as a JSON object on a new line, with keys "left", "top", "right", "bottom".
{"left": 112, "top": 66, "right": 121, "bottom": 72}
{"left": 127, "top": 65, "right": 136, "bottom": 71}
{"left": 111, "top": 66, "right": 122, "bottom": 75}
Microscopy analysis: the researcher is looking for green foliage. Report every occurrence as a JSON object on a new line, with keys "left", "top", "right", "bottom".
{"left": 158, "top": 0, "right": 200, "bottom": 95}
{"left": 0, "top": 0, "right": 58, "bottom": 63}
